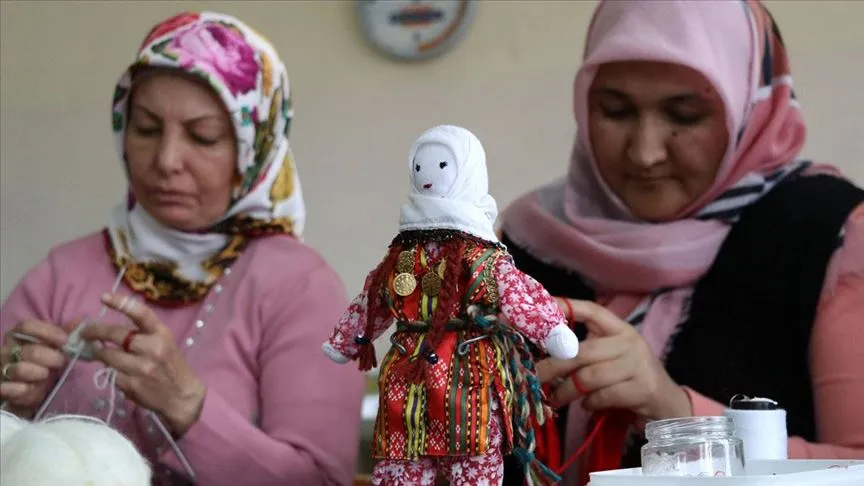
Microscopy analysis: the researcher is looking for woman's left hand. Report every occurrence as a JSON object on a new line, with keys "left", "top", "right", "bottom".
{"left": 540, "top": 299, "right": 692, "bottom": 421}
{"left": 81, "top": 293, "right": 207, "bottom": 436}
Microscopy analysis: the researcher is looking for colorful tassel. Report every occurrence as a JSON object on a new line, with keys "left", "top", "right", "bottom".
{"left": 469, "top": 308, "right": 561, "bottom": 486}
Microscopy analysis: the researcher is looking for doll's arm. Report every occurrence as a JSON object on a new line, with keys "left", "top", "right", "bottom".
{"left": 494, "top": 256, "right": 579, "bottom": 359}
{"left": 323, "top": 271, "right": 393, "bottom": 363}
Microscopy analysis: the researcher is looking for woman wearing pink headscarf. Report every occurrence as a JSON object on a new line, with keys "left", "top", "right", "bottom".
{"left": 499, "top": 1, "right": 864, "bottom": 484}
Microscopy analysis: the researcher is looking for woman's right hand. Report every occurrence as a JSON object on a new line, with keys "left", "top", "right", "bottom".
{"left": 0, "top": 320, "right": 70, "bottom": 415}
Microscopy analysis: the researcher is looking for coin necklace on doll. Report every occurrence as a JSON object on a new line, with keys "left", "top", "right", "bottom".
{"left": 392, "top": 247, "right": 446, "bottom": 297}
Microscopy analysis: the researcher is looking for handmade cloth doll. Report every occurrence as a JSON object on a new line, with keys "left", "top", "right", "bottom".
{"left": 323, "top": 125, "right": 580, "bottom": 485}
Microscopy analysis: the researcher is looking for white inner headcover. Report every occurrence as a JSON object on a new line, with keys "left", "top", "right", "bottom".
{"left": 398, "top": 125, "right": 499, "bottom": 243}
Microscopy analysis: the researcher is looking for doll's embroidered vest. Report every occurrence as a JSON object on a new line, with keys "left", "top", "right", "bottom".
{"left": 500, "top": 174, "right": 864, "bottom": 483}
{"left": 383, "top": 242, "right": 502, "bottom": 324}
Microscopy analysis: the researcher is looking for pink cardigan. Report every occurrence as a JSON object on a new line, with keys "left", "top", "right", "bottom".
{"left": 0, "top": 232, "right": 366, "bottom": 486}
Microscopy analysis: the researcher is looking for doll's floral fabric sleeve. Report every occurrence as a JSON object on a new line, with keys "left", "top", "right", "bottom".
{"left": 327, "top": 270, "right": 392, "bottom": 359}
{"left": 493, "top": 256, "right": 569, "bottom": 348}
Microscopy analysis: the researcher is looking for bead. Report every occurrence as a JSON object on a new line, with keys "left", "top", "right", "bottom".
{"left": 426, "top": 352, "right": 439, "bottom": 365}
{"left": 354, "top": 334, "right": 370, "bottom": 345}
{"left": 185, "top": 337, "right": 195, "bottom": 347}
{"left": 195, "top": 319, "right": 205, "bottom": 329}
{"left": 204, "top": 304, "right": 214, "bottom": 313}
{"left": 214, "top": 284, "right": 223, "bottom": 293}
{"left": 93, "top": 398, "right": 107, "bottom": 411}
{"left": 224, "top": 268, "right": 232, "bottom": 276}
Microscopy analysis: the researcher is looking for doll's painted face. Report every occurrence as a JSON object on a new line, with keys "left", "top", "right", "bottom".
{"left": 412, "top": 142, "right": 458, "bottom": 197}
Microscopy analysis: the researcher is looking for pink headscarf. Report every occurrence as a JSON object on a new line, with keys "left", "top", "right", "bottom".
{"left": 502, "top": 0, "right": 811, "bottom": 296}
{"left": 500, "top": 0, "right": 836, "bottom": 481}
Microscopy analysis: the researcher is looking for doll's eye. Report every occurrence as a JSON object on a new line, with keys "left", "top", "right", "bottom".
{"left": 439, "top": 161, "right": 448, "bottom": 169}
{"left": 415, "top": 164, "right": 420, "bottom": 172}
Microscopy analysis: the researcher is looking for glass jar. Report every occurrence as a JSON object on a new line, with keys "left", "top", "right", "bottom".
{"left": 641, "top": 416, "right": 745, "bottom": 477}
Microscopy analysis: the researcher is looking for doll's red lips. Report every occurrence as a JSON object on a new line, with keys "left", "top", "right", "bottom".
{"left": 423, "top": 184, "right": 432, "bottom": 189}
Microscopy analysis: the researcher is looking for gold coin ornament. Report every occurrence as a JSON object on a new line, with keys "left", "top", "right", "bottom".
{"left": 393, "top": 273, "right": 417, "bottom": 296}
{"left": 397, "top": 250, "right": 415, "bottom": 273}
{"left": 421, "top": 271, "right": 443, "bottom": 297}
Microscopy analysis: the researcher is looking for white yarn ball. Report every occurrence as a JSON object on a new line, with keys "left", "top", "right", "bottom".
{"left": 0, "top": 411, "right": 151, "bottom": 486}
{"left": 0, "top": 411, "right": 25, "bottom": 447}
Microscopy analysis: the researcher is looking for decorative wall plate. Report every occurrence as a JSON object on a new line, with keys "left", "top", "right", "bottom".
{"left": 356, "top": 0, "right": 478, "bottom": 62}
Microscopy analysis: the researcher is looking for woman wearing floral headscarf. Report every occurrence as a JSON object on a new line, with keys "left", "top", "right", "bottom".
{"left": 499, "top": 0, "right": 864, "bottom": 484}
{"left": 0, "top": 11, "right": 364, "bottom": 486}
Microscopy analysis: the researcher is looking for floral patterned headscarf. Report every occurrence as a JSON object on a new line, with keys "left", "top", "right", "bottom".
{"left": 107, "top": 11, "right": 306, "bottom": 305}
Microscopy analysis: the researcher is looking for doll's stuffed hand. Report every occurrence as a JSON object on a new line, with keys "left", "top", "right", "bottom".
{"left": 321, "top": 342, "right": 351, "bottom": 364}
{"left": 544, "top": 323, "right": 579, "bottom": 359}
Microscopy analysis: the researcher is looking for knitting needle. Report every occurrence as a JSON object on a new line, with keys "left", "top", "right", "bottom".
{"left": 8, "top": 268, "right": 126, "bottom": 351}
{"left": 2, "top": 268, "right": 126, "bottom": 415}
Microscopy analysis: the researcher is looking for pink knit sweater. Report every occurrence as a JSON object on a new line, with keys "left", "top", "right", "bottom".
{"left": 0, "top": 232, "right": 366, "bottom": 485}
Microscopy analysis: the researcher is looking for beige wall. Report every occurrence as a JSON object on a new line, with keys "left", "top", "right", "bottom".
{"left": 2, "top": 0, "right": 862, "bottom": 311}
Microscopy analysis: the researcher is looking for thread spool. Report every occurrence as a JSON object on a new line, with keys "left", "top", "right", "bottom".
{"left": 723, "top": 394, "right": 788, "bottom": 461}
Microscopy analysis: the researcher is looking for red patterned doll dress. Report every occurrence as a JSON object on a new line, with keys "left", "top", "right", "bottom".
{"left": 323, "top": 125, "right": 580, "bottom": 486}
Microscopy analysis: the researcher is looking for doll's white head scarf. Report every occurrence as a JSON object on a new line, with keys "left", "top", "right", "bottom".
{"left": 398, "top": 125, "right": 499, "bottom": 243}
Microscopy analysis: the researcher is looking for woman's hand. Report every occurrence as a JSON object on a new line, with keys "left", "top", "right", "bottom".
{"left": 81, "top": 293, "right": 207, "bottom": 436}
{"left": 539, "top": 299, "right": 692, "bottom": 421}
{"left": 0, "top": 320, "right": 70, "bottom": 416}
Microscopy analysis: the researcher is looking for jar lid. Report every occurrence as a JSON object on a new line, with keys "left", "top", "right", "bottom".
{"left": 729, "top": 394, "right": 779, "bottom": 410}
